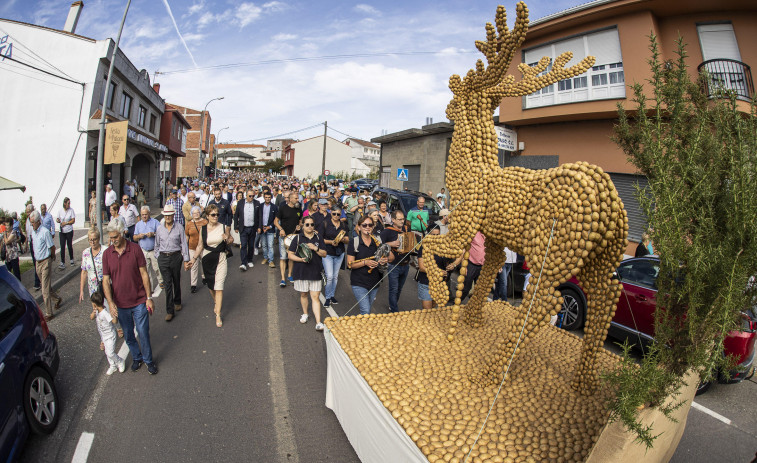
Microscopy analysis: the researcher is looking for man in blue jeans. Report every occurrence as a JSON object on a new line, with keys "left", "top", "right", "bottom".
{"left": 102, "top": 218, "right": 157, "bottom": 375}
{"left": 380, "top": 210, "right": 411, "bottom": 313}
{"left": 257, "top": 191, "right": 279, "bottom": 268}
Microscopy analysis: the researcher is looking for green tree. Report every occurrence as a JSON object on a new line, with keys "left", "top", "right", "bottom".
{"left": 608, "top": 36, "right": 757, "bottom": 446}
{"left": 261, "top": 158, "right": 285, "bottom": 173}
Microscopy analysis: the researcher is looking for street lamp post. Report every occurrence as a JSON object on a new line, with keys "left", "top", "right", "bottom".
{"left": 215, "top": 126, "right": 229, "bottom": 173}
{"left": 199, "top": 96, "right": 223, "bottom": 180}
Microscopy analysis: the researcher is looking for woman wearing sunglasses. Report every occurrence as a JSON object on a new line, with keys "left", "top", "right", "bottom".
{"left": 318, "top": 205, "right": 349, "bottom": 308}
{"left": 346, "top": 215, "right": 394, "bottom": 315}
{"left": 187, "top": 204, "right": 233, "bottom": 327}
{"left": 288, "top": 216, "right": 328, "bottom": 331}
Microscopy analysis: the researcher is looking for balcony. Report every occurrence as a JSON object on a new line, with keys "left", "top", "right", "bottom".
{"left": 698, "top": 59, "right": 754, "bottom": 101}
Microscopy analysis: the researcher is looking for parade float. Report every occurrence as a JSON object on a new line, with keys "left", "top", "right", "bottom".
{"left": 324, "top": 3, "right": 699, "bottom": 461}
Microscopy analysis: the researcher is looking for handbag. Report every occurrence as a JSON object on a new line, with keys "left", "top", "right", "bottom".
{"left": 223, "top": 225, "right": 233, "bottom": 258}
{"left": 89, "top": 248, "right": 105, "bottom": 297}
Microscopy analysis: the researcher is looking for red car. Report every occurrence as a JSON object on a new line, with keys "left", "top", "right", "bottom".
{"left": 557, "top": 256, "right": 756, "bottom": 394}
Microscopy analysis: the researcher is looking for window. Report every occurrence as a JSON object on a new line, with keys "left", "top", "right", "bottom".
{"left": 172, "top": 119, "right": 177, "bottom": 138}
{"left": 101, "top": 80, "right": 116, "bottom": 109}
{"left": 616, "top": 259, "right": 659, "bottom": 290}
{"left": 120, "top": 92, "right": 132, "bottom": 118}
{"left": 0, "top": 280, "right": 25, "bottom": 340}
{"left": 137, "top": 106, "right": 146, "bottom": 128}
{"left": 149, "top": 114, "right": 157, "bottom": 133}
{"left": 697, "top": 23, "right": 747, "bottom": 97}
{"left": 524, "top": 28, "right": 625, "bottom": 108}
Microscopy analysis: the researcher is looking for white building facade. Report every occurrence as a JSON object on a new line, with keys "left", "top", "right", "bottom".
{"left": 283, "top": 136, "right": 354, "bottom": 179}
{"left": 0, "top": 13, "right": 165, "bottom": 220}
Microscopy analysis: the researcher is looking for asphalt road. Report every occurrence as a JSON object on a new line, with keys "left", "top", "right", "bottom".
{"left": 15, "top": 246, "right": 757, "bottom": 462}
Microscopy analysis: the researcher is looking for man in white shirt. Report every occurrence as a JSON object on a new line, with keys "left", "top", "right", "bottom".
{"left": 180, "top": 187, "right": 188, "bottom": 205}
{"left": 118, "top": 195, "right": 140, "bottom": 241}
{"left": 55, "top": 197, "right": 76, "bottom": 269}
{"left": 104, "top": 184, "right": 117, "bottom": 222}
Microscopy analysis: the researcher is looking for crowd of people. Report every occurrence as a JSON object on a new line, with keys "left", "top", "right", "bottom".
{"left": 1, "top": 170, "right": 520, "bottom": 377}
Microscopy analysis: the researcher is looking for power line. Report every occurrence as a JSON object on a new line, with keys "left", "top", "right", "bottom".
{"left": 0, "top": 27, "right": 78, "bottom": 81}
{"left": 0, "top": 53, "right": 84, "bottom": 85}
{"left": 230, "top": 122, "right": 325, "bottom": 144}
{"left": 155, "top": 50, "right": 475, "bottom": 75}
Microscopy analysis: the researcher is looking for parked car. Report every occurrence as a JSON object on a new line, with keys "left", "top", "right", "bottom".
{"left": 370, "top": 187, "right": 441, "bottom": 226}
{"left": 556, "top": 256, "right": 756, "bottom": 393}
{"left": 0, "top": 264, "right": 60, "bottom": 462}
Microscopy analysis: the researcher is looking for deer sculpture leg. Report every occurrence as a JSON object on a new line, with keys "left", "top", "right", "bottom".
{"left": 570, "top": 249, "right": 624, "bottom": 393}
{"left": 460, "top": 238, "right": 507, "bottom": 328}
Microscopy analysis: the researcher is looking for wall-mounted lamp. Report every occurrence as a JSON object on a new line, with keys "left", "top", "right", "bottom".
{"left": 518, "top": 141, "right": 525, "bottom": 151}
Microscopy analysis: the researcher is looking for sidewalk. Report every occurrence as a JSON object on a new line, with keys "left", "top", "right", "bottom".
{"left": 15, "top": 197, "right": 164, "bottom": 305}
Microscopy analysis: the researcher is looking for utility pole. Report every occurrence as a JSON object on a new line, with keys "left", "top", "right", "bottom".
{"left": 95, "top": 0, "right": 131, "bottom": 244}
{"left": 321, "top": 121, "right": 327, "bottom": 180}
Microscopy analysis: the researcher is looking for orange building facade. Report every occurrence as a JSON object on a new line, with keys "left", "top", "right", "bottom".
{"left": 498, "top": 0, "right": 756, "bottom": 245}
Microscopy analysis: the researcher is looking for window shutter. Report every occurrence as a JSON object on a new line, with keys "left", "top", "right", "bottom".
{"left": 697, "top": 24, "right": 741, "bottom": 61}
{"left": 525, "top": 44, "right": 552, "bottom": 65}
{"left": 553, "top": 36, "right": 586, "bottom": 67}
{"left": 586, "top": 28, "right": 622, "bottom": 65}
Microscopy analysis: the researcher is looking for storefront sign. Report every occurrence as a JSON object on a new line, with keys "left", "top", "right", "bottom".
{"left": 0, "top": 35, "right": 12, "bottom": 61}
{"left": 127, "top": 128, "right": 168, "bottom": 153}
{"left": 104, "top": 120, "right": 128, "bottom": 164}
{"left": 495, "top": 125, "right": 517, "bottom": 152}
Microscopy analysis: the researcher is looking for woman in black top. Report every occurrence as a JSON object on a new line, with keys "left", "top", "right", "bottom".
{"left": 318, "top": 205, "right": 349, "bottom": 308}
{"left": 347, "top": 215, "right": 394, "bottom": 315}
{"left": 368, "top": 209, "right": 384, "bottom": 236}
{"left": 288, "top": 216, "right": 327, "bottom": 331}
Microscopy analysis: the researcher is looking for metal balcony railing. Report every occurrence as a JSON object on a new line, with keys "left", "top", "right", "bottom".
{"left": 698, "top": 59, "right": 754, "bottom": 101}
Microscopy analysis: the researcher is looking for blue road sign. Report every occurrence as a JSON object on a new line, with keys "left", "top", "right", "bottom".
{"left": 397, "top": 168, "right": 408, "bottom": 181}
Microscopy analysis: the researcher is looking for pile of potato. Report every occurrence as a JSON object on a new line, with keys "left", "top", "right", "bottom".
{"left": 326, "top": 302, "right": 622, "bottom": 462}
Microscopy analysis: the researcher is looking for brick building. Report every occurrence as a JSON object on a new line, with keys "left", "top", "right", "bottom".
{"left": 158, "top": 99, "right": 191, "bottom": 185}
{"left": 167, "top": 103, "right": 213, "bottom": 179}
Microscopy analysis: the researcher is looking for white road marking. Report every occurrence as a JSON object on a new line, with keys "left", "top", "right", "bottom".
{"left": 267, "top": 274, "right": 300, "bottom": 463}
{"left": 71, "top": 432, "right": 94, "bottom": 463}
{"left": 691, "top": 401, "right": 732, "bottom": 425}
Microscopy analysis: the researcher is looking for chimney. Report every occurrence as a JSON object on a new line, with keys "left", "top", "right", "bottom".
{"left": 153, "top": 83, "right": 160, "bottom": 94}
{"left": 63, "top": 1, "right": 84, "bottom": 34}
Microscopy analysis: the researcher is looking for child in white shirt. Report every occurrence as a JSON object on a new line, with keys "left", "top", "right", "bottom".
{"left": 91, "top": 291, "right": 125, "bottom": 375}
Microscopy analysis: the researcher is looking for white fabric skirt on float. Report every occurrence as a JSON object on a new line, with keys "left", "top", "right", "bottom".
{"left": 324, "top": 329, "right": 427, "bottom": 463}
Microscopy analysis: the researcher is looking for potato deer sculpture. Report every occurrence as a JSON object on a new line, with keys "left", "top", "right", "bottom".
{"left": 423, "top": 2, "right": 629, "bottom": 394}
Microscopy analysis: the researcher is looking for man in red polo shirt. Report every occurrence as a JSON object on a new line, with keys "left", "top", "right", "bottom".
{"left": 102, "top": 218, "right": 158, "bottom": 375}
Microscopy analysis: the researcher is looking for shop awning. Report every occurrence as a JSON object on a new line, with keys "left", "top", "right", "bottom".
{"left": 0, "top": 176, "right": 26, "bottom": 192}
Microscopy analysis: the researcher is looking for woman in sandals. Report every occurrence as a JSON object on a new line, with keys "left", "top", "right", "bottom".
{"left": 187, "top": 204, "right": 232, "bottom": 327}
{"left": 288, "top": 216, "right": 327, "bottom": 331}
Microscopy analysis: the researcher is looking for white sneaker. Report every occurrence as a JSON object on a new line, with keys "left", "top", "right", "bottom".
{"left": 58, "top": 263, "right": 65, "bottom": 270}
{"left": 117, "top": 357, "right": 126, "bottom": 373}
{"left": 240, "top": 264, "right": 247, "bottom": 271}
{"left": 70, "top": 260, "right": 76, "bottom": 266}
{"left": 247, "top": 262, "right": 254, "bottom": 268}
{"left": 254, "top": 248, "right": 259, "bottom": 256}
{"left": 106, "top": 364, "right": 118, "bottom": 376}
{"left": 315, "top": 323, "right": 325, "bottom": 331}
{"left": 300, "top": 313, "right": 309, "bottom": 324}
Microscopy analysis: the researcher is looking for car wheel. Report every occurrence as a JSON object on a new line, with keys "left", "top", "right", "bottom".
{"left": 695, "top": 379, "right": 712, "bottom": 396}
{"left": 24, "top": 366, "right": 60, "bottom": 434}
{"left": 559, "top": 288, "right": 585, "bottom": 331}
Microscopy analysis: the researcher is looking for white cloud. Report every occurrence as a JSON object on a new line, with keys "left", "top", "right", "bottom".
{"left": 354, "top": 4, "right": 380, "bottom": 16}
{"left": 272, "top": 33, "right": 297, "bottom": 41}
{"left": 187, "top": 0, "right": 205, "bottom": 15}
{"left": 262, "top": 1, "right": 289, "bottom": 12}
{"left": 235, "top": 3, "right": 263, "bottom": 28}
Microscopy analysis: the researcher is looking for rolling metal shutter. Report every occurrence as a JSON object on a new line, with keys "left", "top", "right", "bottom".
{"left": 609, "top": 173, "right": 649, "bottom": 243}
{"left": 404, "top": 164, "right": 421, "bottom": 192}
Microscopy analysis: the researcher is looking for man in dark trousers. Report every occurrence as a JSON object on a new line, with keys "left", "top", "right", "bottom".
{"left": 234, "top": 189, "right": 259, "bottom": 271}
{"left": 209, "top": 186, "right": 232, "bottom": 227}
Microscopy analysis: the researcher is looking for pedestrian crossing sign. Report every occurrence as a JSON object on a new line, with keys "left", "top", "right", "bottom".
{"left": 397, "top": 168, "right": 409, "bottom": 181}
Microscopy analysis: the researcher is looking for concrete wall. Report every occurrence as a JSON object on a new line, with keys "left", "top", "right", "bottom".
{"left": 291, "top": 136, "right": 353, "bottom": 179}
{"left": 380, "top": 131, "right": 451, "bottom": 194}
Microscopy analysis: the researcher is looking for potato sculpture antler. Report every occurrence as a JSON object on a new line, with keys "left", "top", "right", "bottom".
{"left": 423, "top": 3, "right": 626, "bottom": 394}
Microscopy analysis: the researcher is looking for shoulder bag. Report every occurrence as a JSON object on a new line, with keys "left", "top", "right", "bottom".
{"left": 89, "top": 248, "right": 105, "bottom": 298}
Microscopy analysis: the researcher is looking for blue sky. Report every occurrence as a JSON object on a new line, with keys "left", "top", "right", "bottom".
{"left": 2, "top": 0, "right": 580, "bottom": 144}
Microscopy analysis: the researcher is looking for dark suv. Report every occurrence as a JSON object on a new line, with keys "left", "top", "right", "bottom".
{"left": 0, "top": 264, "right": 60, "bottom": 461}
{"left": 370, "top": 187, "right": 441, "bottom": 226}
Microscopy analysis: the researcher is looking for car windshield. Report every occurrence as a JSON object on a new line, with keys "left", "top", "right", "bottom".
{"left": 400, "top": 195, "right": 440, "bottom": 215}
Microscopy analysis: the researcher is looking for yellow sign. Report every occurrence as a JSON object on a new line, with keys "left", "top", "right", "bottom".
{"left": 104, "top": 120, "right": 128, "bottom": 164}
